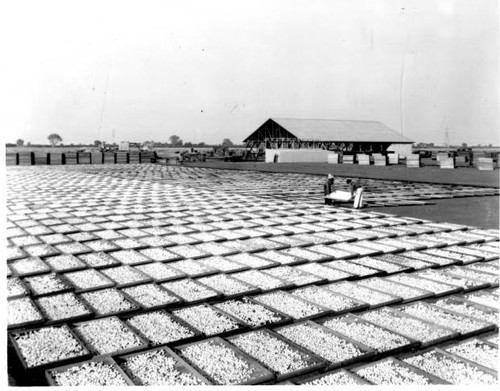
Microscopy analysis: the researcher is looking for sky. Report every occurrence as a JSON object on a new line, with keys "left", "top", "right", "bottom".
{"left": 1, "top": 0, "right": 498, "bottom": 146}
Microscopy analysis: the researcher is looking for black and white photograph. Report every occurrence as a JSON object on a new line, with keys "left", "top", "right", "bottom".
{"left": 2, "top": 0, "right": 498, "bottom": 386}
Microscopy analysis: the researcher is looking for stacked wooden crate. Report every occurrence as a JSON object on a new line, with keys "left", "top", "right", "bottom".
{"left": 65, "top": 152, "right": 78, "bottom": 165}
{"left": 49, "top": 153, "right": 63, "bottom": 165}
{"left": 356, "top": 154, "right": 370, "bottom": 165}
{"left": 327, "top": 153, "right": 339, "bottom": 164}
{"left": 472, "top": 152, "right": 486, "bottom": 167}
{"left": 34, "top": 154, "right": 48, "bottom": 165}
{"left": 6, "top": 153, "right": 18, "bottom": 166}
{"left": 77, "top": 152, "right": 91, "bottom": 164}
{"left": 477, "top": 157, "right": 494, "bottom": 171}
{"left": 455, "top": 156, "right": 467, "bottom": 166}
{"left": 129, "top": 152, "right": 140, "bottom": 164}
{"left": 406, "top": 154, "right": 420, "bottom": 168}
{"left": 372, "top": 154, "right": 387, "bottom": 166}
{"left": 439, "top": 157, "right": 455, "bottom": 169}
{"left": 342, "top": 155, "right": 354, "bottom": 165}
{"left": 116, "top": 151, "right": 129, "bottom": 164}
{"left": 436, "top": 152, "right": 449, "bottom": 162}
{"left": 18, "top": 152, "right": 33, "bottom": 166}
{"left": 91, "top": 152, "right": 103, "bottom": 164}
{"left": 139, "top": 151, "right": 154, "bottom": 163}
{"left": 104, "top": 152, "right": 116, "bottom": 164}
{"left": 388, "top": 153, "right": 399, "bottom": 165}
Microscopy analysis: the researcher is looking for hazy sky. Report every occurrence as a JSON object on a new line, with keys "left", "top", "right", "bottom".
{"left": 2, "top": 0, "right": 498, "bottom": 146}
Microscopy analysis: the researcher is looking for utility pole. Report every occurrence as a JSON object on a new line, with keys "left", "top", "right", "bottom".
{"left": 444, "top": 127, "right": 450, "bottom": 147}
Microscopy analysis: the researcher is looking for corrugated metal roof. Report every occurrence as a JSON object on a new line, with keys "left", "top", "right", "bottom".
{"left": 264, "top": 118, "right": 413, "bottom": 143}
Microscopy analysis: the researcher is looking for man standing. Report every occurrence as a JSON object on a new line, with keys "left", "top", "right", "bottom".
{"left": 324, "top": 174, "right": 335, "bottom": 205}
{"left": 350, "top": 179, "right": 364, "bottom": 209}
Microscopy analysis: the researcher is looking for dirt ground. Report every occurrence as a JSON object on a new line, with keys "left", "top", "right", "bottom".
{"left": 371, "top": 196, "right": 499, "bottom": 230}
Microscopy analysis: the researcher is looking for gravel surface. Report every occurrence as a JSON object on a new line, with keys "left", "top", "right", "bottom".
{"left": 35, "top": 292, "right": 91, "bottom": 321}
{"left": 122, "top": 283, "right": 180, "bottom": 308}
{"left": 49, "top": 360, "right": 130, "bottom": 386}
{"left": 63, "top": 269, "right": 112, "bottom": 291}
{"left": 356, "top": 359, "right": 433, "bottom": 385}
{"left": 303, "top": 370, "right": 367, "bottom": 385}
{"left": 360, "top": 307, "right": 455, "bottom": 344}
{"left": 74, "top": 317, "right": 144, "bottom": 355}
{"left": 173, "top": 305, "right": 241, "bottom": 335}
{"left": 291, "top": 285, "right": 366, "bottom": 312}
{"left": 120, "top": 349, "right": 207, "bottom": 385}
{"left": 214, "top": 298, "right": 285, "bottom": 328}
{"left": 127, "top": 310, "right": 196, "bottom": 345}
{"left": 230, "top": 330, "right": 317, "bottom": 375}
{"left": 7, "top": 277, "right": 28, "bottom": 298}
{"left": 24, "top": 273, "right": 70, "bottom": 296}
{"left": 325, "top": 281, "right": 399, "bottom": 306}
{"left": 254, "top": 291, "right": 325, "bottom": 319}
{"left": 8, "top": 297, "right": 43, "bottom": 327}
{"left": 444, "top": 339, "right": 498, "bottom": 370}
{"left": 80, "top": 288, "right": 137, "bottom": 315}
{"left": 277, "top": 323, "right": 367, "bottom": 363}
{"left": 162, "top": 279, "right": 218, "bottom": 302}
{"left": 322, "top": 315, "right": 413, "bottom": 352}
{"left": 397, "top": 303, "right": 491, "bottom": 334}
{"left": 403, "top": 349, "right": 497, "bottom": 385}
{"left": 12, "top": 326, "right": 89, "bottom": 368}
{"left": 179, "top": 340, "right": 257, "bottom": 385}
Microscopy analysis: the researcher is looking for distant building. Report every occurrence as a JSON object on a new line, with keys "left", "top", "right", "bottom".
{"left": 243, "top": 118, "right": 413, "bottom": 160}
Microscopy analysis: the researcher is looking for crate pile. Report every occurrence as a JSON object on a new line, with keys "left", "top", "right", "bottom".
{"left": 388, "top": 153, "right": 399, "bottom": 165}
{"left": 373, "top": 154, "right": 387, "bottom": 166}
{"left": 342, "top": 155, "right": 354, "bottom": 164}
{"left": 65, "top": 152, "right": 78, "bottom": 165}
{"left": 34, "top": 154, "right": 48, "bottom": 165}
{"left": 116, "top": 152, "right": 129, "bottom": 164}
{"left": 406, "top": 154, "right": 420, "bottom": 168}
{"left": 103, "top": 152, "right": 116, "bottom": 164}
{"left": 77, "top": 153, "right": 91, "bottom": 165}
{"left": 49, "top": 154, "right": 63, "bottom": 165}
{"left": 6, "top": 153, "right": 18, "bottom": 166}
{"left": 5, "top": 165, "right": 499, "bottom": 386}
{"left": 439, "top": 157, "right": 455, "bottom": 169}
{"left": 90, "top": 152, "right": 103, "bottom": 165}
{"left": 477, "top": 158, "right": 494, "bottom": 171}
{"left": 18, "top": 152, "right": 33, "bottom": 166}
{"left": 357, "top": 154, "right": 370, "bottom": 166}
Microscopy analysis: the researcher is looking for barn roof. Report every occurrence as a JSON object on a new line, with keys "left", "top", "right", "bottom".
{"left": 244, "top": 118, "right": 413, "bottom": 143}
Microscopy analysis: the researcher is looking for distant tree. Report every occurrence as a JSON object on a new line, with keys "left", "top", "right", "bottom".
{"left": 488, "top": 144, "right": 493, "bottom": 148}
{"left": 198, "top": 142, "right": 206, "bottom": 147}
{"left": 461, "top": 143, "right": 468, "bottom": 148}
{"left": 184, "top": 141, "right": 193, "bottom": 147}
{"left": 16, "top": 139, "right": 24, "bottom": 147}
{"left": 169, "top": 135, "right": 183, "bottom": 146}
{"left": 27, "top": 141, "right": 31, "bottom": 146}
{"left": 93, "top": 140, "right": 102, "bottom": 147}
{"left": 48, "top": 133, "right": 63, "bottom": 146}
{"left": 222, "top": 138, "right": 234, "bottom": 147}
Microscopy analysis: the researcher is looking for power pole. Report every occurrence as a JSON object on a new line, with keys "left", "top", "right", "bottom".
{"left": 444, "top": 127, "right": 450, "bottom": 147}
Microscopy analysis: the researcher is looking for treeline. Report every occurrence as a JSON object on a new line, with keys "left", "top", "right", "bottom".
{"left": 7, "top": 136, "right": 244, "bottom": 148}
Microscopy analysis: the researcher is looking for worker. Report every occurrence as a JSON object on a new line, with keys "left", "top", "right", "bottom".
{"left": 324, "top": 174, "right": 335, "bottom": 205}
{"left": 347, "top": 178, "right": 364, "bottom": 209}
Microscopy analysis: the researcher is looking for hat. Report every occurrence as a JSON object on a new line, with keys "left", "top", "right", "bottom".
{"left": 327, "top": 174, "right": 334, "bottom": 180}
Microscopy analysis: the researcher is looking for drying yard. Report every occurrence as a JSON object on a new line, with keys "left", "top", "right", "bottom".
{"left": 6, "top": 163, "right": 499, "bottom": 386}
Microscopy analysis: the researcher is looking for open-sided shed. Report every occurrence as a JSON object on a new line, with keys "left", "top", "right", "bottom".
{"left": 243, "top": 118, "right": 413, "bottom": 159}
